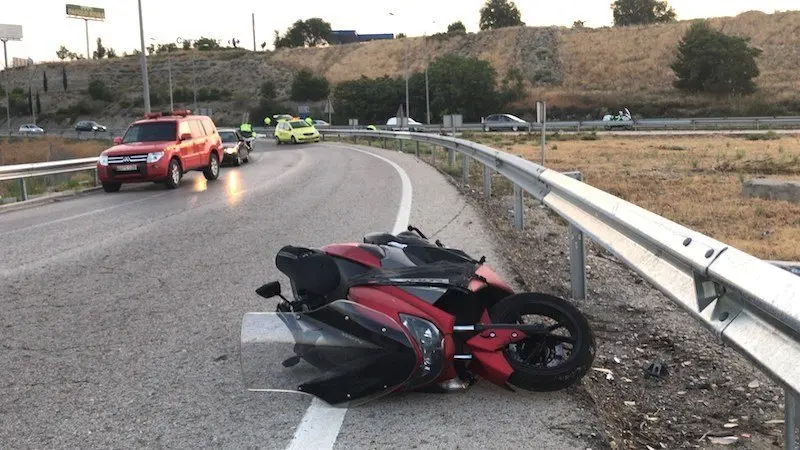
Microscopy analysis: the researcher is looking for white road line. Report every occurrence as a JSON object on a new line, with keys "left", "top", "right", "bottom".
{"left": 285, "top": 143, "right": 413, "bottom": 450}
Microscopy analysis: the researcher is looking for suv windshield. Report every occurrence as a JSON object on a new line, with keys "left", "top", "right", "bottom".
{"left": 122, "top": 121, "right": 177, "bottom": 144}
{"left": 219, "top": 131, "right": 238, "bottom": 143}
{"left": 290, "top": 121, "right": 310, "bottom": 128}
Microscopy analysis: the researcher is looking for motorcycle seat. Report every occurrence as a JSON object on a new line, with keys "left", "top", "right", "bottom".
{"left": 363, "top": 231, "right": 436, "bottom": 248}
{"left": 276, "top": 245, "right": 341, "bottom": 297}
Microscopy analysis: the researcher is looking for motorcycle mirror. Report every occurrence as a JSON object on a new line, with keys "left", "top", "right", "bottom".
{"left": 256, "top": 281, "right": 282, "bottom": 299}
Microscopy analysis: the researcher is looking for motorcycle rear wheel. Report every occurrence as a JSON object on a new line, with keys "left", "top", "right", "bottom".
{"left": 490, "top": 293, "right": 595, "bottom": 392}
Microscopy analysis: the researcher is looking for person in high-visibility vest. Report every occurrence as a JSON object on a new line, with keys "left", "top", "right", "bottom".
{"left": 304, "top": 117, "right": 313, "bottom": 126}
{"left": 264, "top": 116, "right": 271, "bottom": 127}
{"left": 366, "top": 125, "right": 377, "bottom": 131}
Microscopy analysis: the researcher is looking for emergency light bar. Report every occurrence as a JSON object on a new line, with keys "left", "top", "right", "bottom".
{"left": 143, "top": 109, "right": 192, "bottom": 119}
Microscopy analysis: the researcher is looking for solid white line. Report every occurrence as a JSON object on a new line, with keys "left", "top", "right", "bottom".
{"left": 285, "top": 143, "right": 413, "bottom": 450}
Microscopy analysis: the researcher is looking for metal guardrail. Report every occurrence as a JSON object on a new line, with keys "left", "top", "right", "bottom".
{"left": 320, "top": 129, "right": 800, "bottom": 448}
{"left": 4, "top": 114, "right": 800, "bottom": 139}
{"left": 0, "top": 157, "right": 98, "bottom": 201}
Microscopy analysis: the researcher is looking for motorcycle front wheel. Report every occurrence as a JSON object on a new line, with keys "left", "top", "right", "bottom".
{"left": 490, "top": 293, "right": 595, "bottom": 392}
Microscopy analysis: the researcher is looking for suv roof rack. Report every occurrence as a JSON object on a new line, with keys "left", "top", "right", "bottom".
{"left": 143, "top": 109, "right": 192, "bottom": 119}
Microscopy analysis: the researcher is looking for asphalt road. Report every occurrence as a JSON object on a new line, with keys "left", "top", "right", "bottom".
{"left": 0, "top": 139, "right": 602, "bottom": 448}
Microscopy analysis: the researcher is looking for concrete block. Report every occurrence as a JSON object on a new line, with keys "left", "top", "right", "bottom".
{"left": 742, "top": 178, "right": 800, "bottom": 203}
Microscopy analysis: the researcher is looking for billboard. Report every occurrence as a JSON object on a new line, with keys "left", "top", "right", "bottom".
{"left": 0, "top": 24, "right": 23, "bottom": 41}
{"left": 66, "top": 4, "right": 105, "bottom": 20}
{"left": 12, "top": 57, "right": 33, "bottom": 68}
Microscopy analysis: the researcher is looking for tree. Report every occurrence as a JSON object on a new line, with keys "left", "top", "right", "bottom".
{"left": 274, "top": 18, "right": 332, "bottom": 49}
{"left": 193, "top": 37, "right": 221, "bottom": 51}
{"left": 43, "top": 71, "right": 48, "bottom": 92}
{"left": 56, "top": 45, "right": 70, "bottom": 61}
{"left": 447, "top": 21, "right": 467, "bottom": 34}
{"left": 396, "top": 33, "right": 407, "bottom": 39}
{"left": 479, "top": 0, "right": 524, "bottom": 30}
{"left": 107, "top": 48, "right": 117, "bottom": 58}
{"left": 670, "top": 21, "right": 762, "bottom": 95}
{"left": 88, "top": 77, "right": 113, "bottom": 101}
{"left": 146, "top": 44, "right": 155, "bottom": 55}
{"left": 573, "top": 20, "right": 586, "bottom": 29}
{"left": 156, "top": 43, "right": 178, "bottom": 54}
{"left": 27, "top": 88, "right": 33, "bottom": 115}
{"left": 35, "top": 91, "right": 41, "bottom": 115}
{"left": 260, "top": 80, "right": 277, "bottom": 100}
{"left": 62, "top": 66, "right": 68, "bottom": 91}
{"left": 261, "top": 42, "right": 267, "bottom": 50}
{"left": 428, "top": 54, "right": 499, "bottom": 121}
{"left": 611, "top": 0, "right": 676, "bottom": 27}
{"left": 182, "top": 40, "right": 192, "bottom": 50}
{"left": 92, "top": 37, "right": 106, "bottom": 59}
{"left": 290, "top": 69, "right": 329, "bottom": 101}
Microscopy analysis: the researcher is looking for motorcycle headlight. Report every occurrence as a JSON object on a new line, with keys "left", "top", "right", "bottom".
{"left": 400, "top": 314, "right": 444, "bottom": 388}
{"left": 99, "top": 155, "right": 108, "bottom": 166}
{"left": 146, "top": 151, "right": 164, "bottom": 163}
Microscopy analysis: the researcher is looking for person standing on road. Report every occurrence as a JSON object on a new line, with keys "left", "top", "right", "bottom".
{"left": 264, "top": 116, "right": 271, "bottom": 127}
{"left": 304, "top": 117, "right": 313, "bottom": 126}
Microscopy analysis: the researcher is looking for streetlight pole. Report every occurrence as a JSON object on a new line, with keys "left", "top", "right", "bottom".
{"left": 2, "top": 39, "right": 10, "bottom": 135}
{"left": 389, "top": 12, "right": 410, "bottom": 124}
{"left": 137, "top": 0, "right": 151, "bottom": 113}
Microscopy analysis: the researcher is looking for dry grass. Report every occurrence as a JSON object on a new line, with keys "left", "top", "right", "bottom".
{"left": 0, "top": 137, "right": 108, "bottom": 165}
{"left": 467, "top": 133, "right": 800, "bottom": 261}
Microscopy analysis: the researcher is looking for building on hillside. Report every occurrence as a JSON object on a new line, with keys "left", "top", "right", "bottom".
{"left": 12, "top": 57, "right": 33, "bottom": 68}
{"left": 329, "top": 30, "right": 394, "bottom": 45}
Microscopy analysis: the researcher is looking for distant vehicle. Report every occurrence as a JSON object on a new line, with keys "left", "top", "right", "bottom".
{"left": 274, "top": 119, "right": 320, "bottom": 144}
{"left": 75, "top": 120, "right": 107, "bottom": 132}
{"left": 218, "top": 128, "right": 251, "bottom": 166}
{"left": 602, "top": 108, "right": 634, "bottom": 130}
{"left": 18, "top": 124, "right": 44, "bottom": 135}
{"left": 97, "top": 109, "right": 223, "bottom": 192}
{"left": 386, "top": 117, "right": 424, "bottom": 132}
{"left": 273, "top": 114, "right": 294, "bottom": 123}
{"left": 482, "top": 114, "right": 529, "bottom": 132}
{"left": 312, "top": 119, "right": 330, "bottom": 127}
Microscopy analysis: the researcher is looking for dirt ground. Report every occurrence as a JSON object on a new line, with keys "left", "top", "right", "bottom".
{"left": 421, "top": 147, "right": 791, "bottom": 449}
{"left": 464, "top": 132, "right": 800, "bottom": 262}
{"left": 0, "top": 136, "right": 109, "bottom": 165}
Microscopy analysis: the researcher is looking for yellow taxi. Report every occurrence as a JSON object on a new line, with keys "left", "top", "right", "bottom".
{"left": 274, "top": 117, "right": 320, "bottom": 145}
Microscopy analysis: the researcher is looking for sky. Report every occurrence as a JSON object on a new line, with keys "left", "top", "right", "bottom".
{"left": 1, "top": 0, "right": 798, "bottom": 65}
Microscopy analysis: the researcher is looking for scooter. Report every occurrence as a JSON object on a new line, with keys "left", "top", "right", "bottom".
{"left": 240, "top": 226, "right": 596, "bottom": 407}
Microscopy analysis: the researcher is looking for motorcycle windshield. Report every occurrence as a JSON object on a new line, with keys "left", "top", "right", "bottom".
{"left": 240, "top": 300, "right": 419, "bottom": 407}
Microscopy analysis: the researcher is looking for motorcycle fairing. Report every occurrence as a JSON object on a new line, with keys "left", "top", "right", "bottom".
{"left": 346, "top": 260, "right": 479, "bottom": 292}
{"left": 240, "top": 300, "right": 419, "bottom": 407}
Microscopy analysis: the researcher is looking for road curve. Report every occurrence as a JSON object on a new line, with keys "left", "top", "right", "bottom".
{"left": 0, "top": 140, "right": 602, "bottom": 448}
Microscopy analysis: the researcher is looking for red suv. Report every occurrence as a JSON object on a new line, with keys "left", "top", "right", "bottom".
{"left": 97, "top": 110, "right": 223, "bottom": 192}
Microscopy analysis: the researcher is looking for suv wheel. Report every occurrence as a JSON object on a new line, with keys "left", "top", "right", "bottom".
{"left": 275, "top": 136, "right": 281, "bottom": 145}
{"left": 291, "top": 136, "right": 297, "bottom": 145}
{"left": 165, "top": 158, "right": 182, "bottom": 189}
{"left": 203, "top": 152, "right": 220, "bottom": 181}
{"left": 102, "top": 182, "right": 121, "bottom": 193}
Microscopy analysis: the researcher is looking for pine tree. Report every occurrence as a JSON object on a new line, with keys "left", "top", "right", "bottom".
{"left": 62, "top": 66, "right": 68, "bottom": 91}
{"left": 43, "top": 71, "right": 48, "bottom": 92}
{"left": 35, "top": 91, "right": 41, "bottom": 115}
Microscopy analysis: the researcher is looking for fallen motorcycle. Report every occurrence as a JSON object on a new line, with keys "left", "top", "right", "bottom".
{"left": 240, "top": 226, "right": 596, "bottom": 407}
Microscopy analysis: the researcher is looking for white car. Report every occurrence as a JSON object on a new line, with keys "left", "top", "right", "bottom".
{"left": 19, "top": 124, "right": 44, "bottom": 135}
{"left": 386, "top": 116, "right": 424, "bottom": 132}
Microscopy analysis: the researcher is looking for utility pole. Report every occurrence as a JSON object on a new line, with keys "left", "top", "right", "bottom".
{"left": 424, "top": 35, "right": 430, "bottom": 125}
{"left": 404, "top": 38, "right": 409, "bottom": 124}
{"left": 137, "top": 0, "right": 151, "bottom": 113}
{"left": 2, "top": 39, "right": 10, "bottom": 135}
{"left": 84, "top": 19, "right": 90, "bottom": 59}
{"left": 252, "top": 13, "right": 256, "bottom": 51}
{"left": 27, "top": 65, "right": 35, "bottom": 124}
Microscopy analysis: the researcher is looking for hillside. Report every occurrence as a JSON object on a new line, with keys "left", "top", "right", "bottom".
{"left": 3, "top": 9, "right": 800, "bottom": 129}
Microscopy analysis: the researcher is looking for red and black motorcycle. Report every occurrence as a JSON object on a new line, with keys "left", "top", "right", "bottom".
{"left": 240, "top": 226, "right": 595, "bottom": 406}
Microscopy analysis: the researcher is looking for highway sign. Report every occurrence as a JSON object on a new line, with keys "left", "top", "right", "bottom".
{"left": 0, "top": 24, "right": 22, "bottom": 41}
{"left": 66, "top": 4, "right": 105, "bottom": 20}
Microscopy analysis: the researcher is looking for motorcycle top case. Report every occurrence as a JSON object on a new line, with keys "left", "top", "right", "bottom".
{"left": 240, "top": 300, "right": 419, "bottom": 407}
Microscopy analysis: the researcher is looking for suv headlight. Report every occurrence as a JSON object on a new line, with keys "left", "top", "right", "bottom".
{"left": 99, "top": 155, "right": 108, "bottom": 166}
{"left": 146, "top": 151, "right": 164, "bottom": 163}
{"left": 400, "top": 314, "right": 444, "bottom": 389}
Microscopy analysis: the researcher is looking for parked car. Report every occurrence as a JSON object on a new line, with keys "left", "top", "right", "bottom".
{"left": 97, "top": 110, "right": 223, "bottom": 192}
{"left": 274, "top": 119, "right": 320, "bottom": 144}
{"left": 218, "top": 128, "right": 250, "bottom": 166}
{"left": 482, "top": 114, "right": 529, "bottom": 132}
{"left": 18, "top": 124, "right": 44, "bottom": 135}
{"left": 386, "top": 116, "right": 424, "bottom": 132}
{"left": 75, "top": 120, "right": 107, "bottom": 132}
{"left": 312, "top": 119, "right": 330, "bottom": 127}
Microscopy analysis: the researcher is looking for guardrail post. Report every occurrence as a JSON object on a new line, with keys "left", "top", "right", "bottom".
{"left": 415, "top": 141, "right": 420, "bottom": 157}
{"left": 448, "top": 149, "right": 455, "bottom": 167}
{"left": 19, "top": 178, "right": 28, "bottom": 201}
{"left": 569, "top": 225, "right": 587, "bottom": 300}
{"left": 399, "top": 139, "right": 404, "bottom": 153}
{"left": 461, "top": 155, "right": 470, "bottom": 184}
{"left": 483, "top": 165, "right": 492, "bottom": 198}
{"left": 513, "top": 185, "right": 523, "bottom": 230}
{"left": 787, "top": 389, "right": 799, "bottom": 449}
